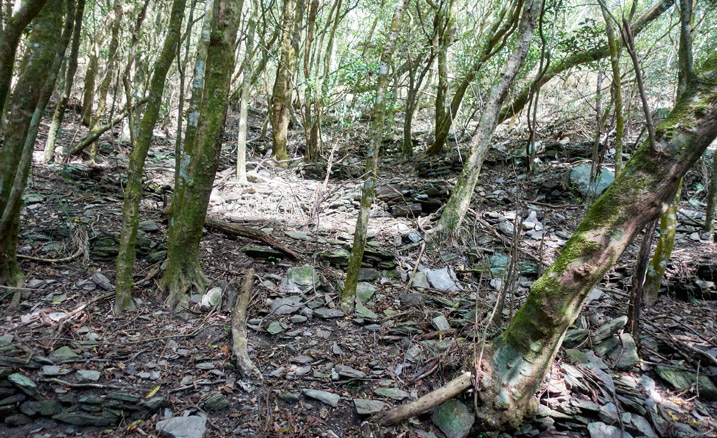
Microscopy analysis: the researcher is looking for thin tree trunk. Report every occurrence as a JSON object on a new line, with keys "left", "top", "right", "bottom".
{"left": 161, "top": 0, "right": 242, "bottom": 310}
{"left": 43, "top": 0, "right": 85, "bottom": 162}
{"left": 601, "top": 5, "right": 624, "bottom": 178}
{"left": 436, "top": 0, "right": 540, "bottom": 231}
{"left": 340, "top": 0, "right": 407, "bottom": 313}
{"left": 0, "top": 1, "right": 64, "bottom": 287}
{"left": 237, "top": 0, "right": 258, "bottom": 181}
{"left": 705, "top": 150, "right": 717, "bottom": 235}
{"left": 270, "top": 0, "right": 297, "bottom": 163}
{"left": 302, "top": 0, "right": 319, "bottom": 162}
{"left": 114, "top": 0, "right": 187, "bottom": 315}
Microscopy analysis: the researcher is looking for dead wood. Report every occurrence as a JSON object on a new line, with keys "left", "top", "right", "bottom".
{"left": 203, "top": 216, "right": 300, "bottom": 260}
{"left": 231, "top": 268, "right": 263, "bottom": 382}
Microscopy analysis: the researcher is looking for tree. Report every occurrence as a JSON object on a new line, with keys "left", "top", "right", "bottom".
{"left": 270, "top": 0, "right": 297, "bottom": 163}
{"left": 340, "top": 0, "right": 408, "bottom": 313}
{"left": 161, "top": 0, "right": 242, "bottom": 310}
{"left": 114, "top": 0, "right": 188, "bottom": 315}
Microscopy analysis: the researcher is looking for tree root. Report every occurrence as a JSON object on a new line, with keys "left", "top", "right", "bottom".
{"left": 231, "top": 268, "right": 263, "bottom": 382}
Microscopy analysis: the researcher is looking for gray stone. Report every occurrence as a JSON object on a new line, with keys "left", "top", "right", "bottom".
{"left": 374, "top": 387, "right": 409, "bottom": 401}
{"left": 655, "top": 365, "right": 717, "bottom": 400}
{"left": 8, "top": 373, "right": 38, "bottom": 397}
{"left": 594, "top": 336, "right": 620, "bottom": 357}
{"left": 53, "top": 410, "right": 119, "bottom": 426}
{"left": 284, "top": 231, "right": 313, "bottom": 241}
{"left": 76, "top": 370, "right": 101, "bottom": 382}
{"left": 629, "top": 415, "right": 657, "bottom": 438}
{"left": 432, "top": 399, "right": 474, "bottom": 438}
{"left": 302, "top": 389, "right": 340, "bottom": 407}
{"left": 290, "top": 315, "right": 308, "bottom": 323}
{"left": 411, "top": 272, "right": 430, "bottom": 289}
{"left": 608, "top": 333, "right": 640, "bottom": 370}
{"left": 138, "top": 220, "right": 159, "bottom": 232}
{"left": 90, "top": 271, "right": 113, "bottom": 290}
{"left": 354, "top": 399, "right": 389, "bottom": 415}
{"left": 358, "top": 268, "right": 380, "bottom": 281}
{"left": 200, "top": 287, "right": 223, "bottom": 310}
{"left": 426, "top": 268, "right": 461, "bottom": 292}
{"left": 587, "top": 421, "right": 633, "bottom": 438}
{"left": 41, "top": 365, "right": 67, "bottom": 376}
{"left": 598, "top": 402, "right": 618, "bottom": 424}
{"left": 278, "top": 392, "right": 301, "bottom": 402}
{"left": 48, "top": 346, "right": 80, "bottom": 363}
{"left": 334, "top": 365, "right": 366, "bottom": 379}
{"left": 202, "top": 392, "right": 229, "bottom": 412}
{"left": 564, "top": 329, "right": 589, "bottom": 348}
{"left": 271, "top": 296, "right": 303, "bottom": 315}
{"left": 20, "top": 400, "right": 60, "bottom": 416}
{"left": 356, "top": 282, "right": 377, "bottom": 302}
{"left": 279, "top": 265, "right": 319, "bottom": 294}
{"left": 156, "top": 416, "right": 207, "bottom": 438}
{"left": 570, "top": 163, "right": 615, "bottom": 198}
{"left": 399, "top": 293, "right": 425, "bottom": 308}
{"left": 432, "top": 315, "right": 451, "bottom": 331}
{"left": 594, "top": 316, "right": 628, "bottom": 343}
{"left": 355, "top": 302, "right": 378, "bottom": 320}
{"left": 498, "top": 220, "right": 514, "bottom": 236}
{"left": 314, "top": 308, "right": 344, "bottom": 319}
{"left": 267, "top": 322, "right": 284, "bottom": 335}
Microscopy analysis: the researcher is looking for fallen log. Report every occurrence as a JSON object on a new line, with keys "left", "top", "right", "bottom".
{"left": 203, "top": 216, "right": 300, "bottom": 260}
{"left": 231, "top": 268, "right": 263, "bottom": 382}
{"left": 70, "top": 98, "right": 149, "bottom": 156}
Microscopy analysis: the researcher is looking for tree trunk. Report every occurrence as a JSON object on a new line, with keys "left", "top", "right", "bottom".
{"left": 600, "top": 6, "right": 624, "bottom": 178}
{"left": 436, "top": 0, "right": 540, "bottom": 231}
{"left": 705, "top": 148, "right": 717, "bottom": 234}
{"left": 161, "top": 0, "right": 241, "bottom": 310}
{"left": 114, "top": 0, "right": 187, "bottom": 315}
{"left": 497, "top": 0, "right": 675, "bottom": 124}
{"left": 302, "top": 0, "right": 319, "bottom": 162}
{"left": 237, "top": 0, "right": 257, "bottom": 181}
{"left": 0, "top": 1, "right": 64, "bottom": 287}
{"left": 270, "top": 0, "right": 297, "bottom": 163}
{"left": 340, "top": 0, "right": 407, "bottom": 313}
{"left": 0, "top": 0, "right": 49, "bottom": 121}
{"left": 433, "top": 0, "right": 455, "bottom": 152}
{"left": 477, "top": 56, "right": 717, "bottom": 431}
{"left": 44, "top": 0, "right": 85, "bottom": 162}
{"left": 80, "top": 46, "right": 97, "bottom": 127}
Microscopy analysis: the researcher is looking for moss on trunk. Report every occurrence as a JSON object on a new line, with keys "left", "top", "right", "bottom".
{"left": 270, "top": 0, "right": 296, "bottom": 164}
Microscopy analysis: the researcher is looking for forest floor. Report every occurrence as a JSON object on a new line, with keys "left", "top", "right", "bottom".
{"left": 1, "top": 110, "right": 717, "bottom": 438}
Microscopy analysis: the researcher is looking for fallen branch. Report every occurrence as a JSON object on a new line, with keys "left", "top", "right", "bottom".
{"left": 203, "top": 216, "right": 300, "bottom": 260}
{"left": 70, "top": 97, "right": 149, "bottom": 156}
{"left": 372, "top": 371, "right": 473, "bottom": 426}
{"left": 231, "top": 269, "right": 263, "bottom": 382}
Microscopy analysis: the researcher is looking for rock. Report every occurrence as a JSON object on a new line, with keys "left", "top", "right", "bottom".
{"left": 629, "top": 414, "right": 657, "bottom": 437}
{"left": 655, "top": 365, "right": 717, "bottom": 400}
{"left": 20, "top": 400, "right": 61, "bottom": 416}
{"left": 432, "top": 399, "right": 474, "bottom": 438}
{"left": 48, "top": 346, "right": 80, "bottom": 363}
{"left": 8, "top": 373, "right": 38, "bottom": 397}
{"left": 355, "top": 302, "right": 378, "bottom": 320}
{"left": 587, "top": 421, "right": 633, "bottom": 438}
{"left": 156, "top": 416, "right": 207, "bottom": 438}
{"left": 41, "top": 365, "right": 67, "bottom": 376}
{"left": 302, "top": 389, "right": 340, "bottom": 407}
{"left": 411, "top": 272, "right": 430, "bottom": 289}
{"left": 354, "top": 399, "right": 389, "bottom": 415}
{"left": 4, "top": 414, "right": 32, "bottom": 426}
{"left": 284, "top": 231, "right": 313, "bottom": 241}
{"left": 271, "top": 296, "right": 303, "bottom": 315}
{"left": 53, "top": 410, "right": 119, "bottom": 426}
{"left": 290, "top": 315, "right": 308, "bottom": 323}
{"left": 358, "top": 268, "right": 380, "bottom": 281}
{"left": 90, "top": 271, "right": 113, "bottom": 290}
{"left": 279, "top": 265, "right": 320, "bottom": 294}
{"left": 374, "top": 387, "right": 409, "bottom": 401}
{"left": 570, "top": 163, "right": 615, "bottom": 198}
{"left": 314, "top": 308, "right": 344, "bottom": 319}
{"left": 593, "top": 316, "right": 628, "bottom": 343}
{"left": 608, "top": 333, "right": 640, "bottom": 370}
{"left": 334, "top": 365, "right": 366, "bottom": 379}
{"left": 278, "top": 392, "right": 301, "bottom": 402}
{"left": 598, "top": 402, "right": 619, "bottom": 424}
{"left": 564, "top": 329, "right": 589, "bottom": 348}
{"left": 138, "top": 220, "right": 159, "bottom": 232}
{"left": 76, "top": 370, "right": 101, "bottom": 382}
{"left": 594, "top": 336, "right": 619, "bottom": 357}
{"left": 202, "top": 392, "right": 229, "bottom": 412}
{"left": 200, "top": 287, "right": 223, "bottom": 310}
{"left": 432, "top": 314, "right": 451, "bottom": 331}
{"left": 319, "top": 249, "right": 350, "bottom": 266}
{"left": 267, "top": 322, "right": 284, "bottom": 335}
{"left": 426, "top": 268, "right": 461, "bottom": 292}
{"left": 356, "top": 282, "right": 377, "bottom": 302}
{"left": 499, "top": 220, "right": 514, "bottom": 236}
{"left": 399, "top": 293, "right": 425, "bottom": 308}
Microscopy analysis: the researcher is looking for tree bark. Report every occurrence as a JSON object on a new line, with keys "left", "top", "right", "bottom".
{"left": 600, "top": 5, "right": 624, "bottom": 178}
{"left": 436, "top": 0, "right": 540, "bottom": 231}
{"left": 705, "top": 149, "right": 717, "bottom": 234}
{"left": 270, "top": 0, "right": 297, "bottom": 163}
{"left": 161, "top": 0, "right": 242, "bottom": 310}
{"left": 114, "top": 0, "right": 187, "bottom": 315}
{"left": 477, "top": 56, "right": 717, "bottom": 430}
{"left": 340, "top": 0, "right": 407, "bottom": 313}
{"left": 237, "top": 0, "right": 258, "bottom": 181}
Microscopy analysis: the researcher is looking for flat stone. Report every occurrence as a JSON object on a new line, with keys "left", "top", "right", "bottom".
{"left": 200, "top": 287, "right": 222, "bottom": 310}
{"left": 594, "top": 316, "right": 628, "bottom": 343}
{"left": 411, "top": 272, "right": 430, "bottom": 289}
{"left": 302, "top": 389, "right": 340, "bottom": 407}
{"left": 354, "top": 399, "right": 389, "bottom": 415}
{"left": 284, "top": 231, "right": 313, "bottom": 241}
{"left": 90, "top": 271, "right": 113, "bottom": 290}
{"left": 290, "top": 315, "right": 308, "bottom": 323}
{"left": 334, "top": 365, "right": 366, "bottom": 379}
{"left": 358, "top": 268, "right": 379, "bottom": 281}
{"left": 498, "top": 220, "right": 514, "bottom": 236}
{"left": 267, "top": 322, "right": 284, "bottom": 335}
{"left": 356, "top": 282, "right": 377, "bottom": 302}
{"left": 8, "top": 373, "right": 38, "bottom": 397}
{"left": 432, "top": 399, "right": 474, "bottom": 438}
{"left": 587, "top": 421, "right": 633, "bottom": 438}
{"left": 271, "top": 296, "right": 303, "bottom": 315}
{"left": 608, "top": 333, "right": 640, "bottom": 370}
{"left": 202, "top": 392, "right": 229, "bottom": 412}
{"left": 138, "top": 220, "right": 159, "bottom": 232}
{"left": 432, "top": 315, "right": 451, "bottom": 331}
{"left": 48, "top": 346, "right": 80, "bottom": 363}
{"left": 76, "top": 370, "right": 101, "bottom": 382}
{"left": 629, "top": 415, "right": 657, "bottom": 438}
{"left": 156, "top": 416, "right": 207, "bottom": 438}
{"left": 598, "top": 402, "right": 618, "bottom": 424}
{"left": 374, "top": 387, "right": 409, "bottom": 401}
{"left": 399, "top": 293, "right": 425, "bottom": 308}
{"left": 564, "top": 329, "right": 589, "bottom": 348}
{"left": 41, "top": 365, "right": 68, "bottom": 376}
{"left": 20, "top": 400, "right": 61, "bottom": 416}
{"left": 570, "top": 163, "right": 614, "bottom": 198}
{"left": 355, "top": 302, "right": 378, "bottom": 320}
{"left": 53, "top": 410, "right": 119, "bottom": 426}
{"left": 279, "top": 265, "right": 319, "bottom": 294}
{"left": 314, "top": 308, "right": 344, "bottom": 319}
{"left": 426, "top": 268, "right": 461, "bottom": 292}
{"left": 655, "top": 365, "right": 717, "bottom": 400}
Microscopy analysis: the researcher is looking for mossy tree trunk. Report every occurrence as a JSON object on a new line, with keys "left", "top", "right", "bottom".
{"left": 237, "top": 0, "right": 257, "bottom": 181}
{"left": 0, "top": 1, "right": 64, "bottom": 287}
{"left": 270, "top": 0, "right": 296, "bottom": 163}
{"left": 161, "top": 0, "right": 241, "bottom": 310}
{"left": 430, "top": 0, "right": 455, "bottom": 155}
{"left": 0, "top": 0, "right": 49, "bottom": 121}
{"left": 43, "top": 0, "right": 85, "bottom": 162}
{"left": 80, "top": 43, "right": 98, "bottom": 127}
{"left": 114, "top": 0, "right": 187, "bottom": 315}
{"left": 477, "top": 57, "right": 717, "bottom": 431}
{"left": 497, "top": 0, "right": 674, "bottom": 124}
{"left": 302, "top": 0, "right": 318, "bottom": 162}
{"left": 340, "top": 0, "right": 407, "bottom": 313}
{"left": 436, "top": 0, "right": 540, "bottom": 231}
{"left": 705, "top": 148, "right": 717, "bottom": 235}
{"left": 600, "top": 5, "right": 624, "bottom": 177}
